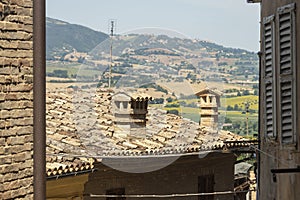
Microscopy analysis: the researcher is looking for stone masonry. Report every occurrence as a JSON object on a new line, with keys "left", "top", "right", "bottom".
{"left": 0, "top": 0, "right": 34, "bottom": 199}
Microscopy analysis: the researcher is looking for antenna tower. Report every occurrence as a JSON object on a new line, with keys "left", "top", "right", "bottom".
{"left": 108, "top": 20, "right": 115, "bottom": 88}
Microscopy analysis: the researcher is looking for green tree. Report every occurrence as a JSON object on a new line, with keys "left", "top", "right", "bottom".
{"left": 227, "top": 105, "right": 234, "bottom": 111}
{"left": 166, "top": 97, "right": 173, "bottom": 103}
{"left": 224, "top": 117, "right": 232, "bottom": 123}
{"left": 234, "top": 104, "right": 239, "bottom": 111}
{"left": 243, "top": 90, "right": 250, "bottom": 96}
{"left": 53, "top": 70, "right": 68, "bottom": 78}
{"left": 168, "top": 109, "right": 179, "bottom": 115}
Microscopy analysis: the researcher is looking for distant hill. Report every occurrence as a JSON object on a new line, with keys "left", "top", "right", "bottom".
{"left": 46, "top": 17, "right": 108, "bottom": 60}
{"left": 88, "top": 34, "right": 258, "bottom": 78}
{"left": 90, "top": 33, "right": 257, "bottom": 60}
{"left": 46, "top": 18, "right": 258, "bottom": 83}
{"left": 46, "top": 18, "right": 257, "bottom": 61}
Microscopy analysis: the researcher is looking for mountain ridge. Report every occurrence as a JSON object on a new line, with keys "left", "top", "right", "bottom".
{"left": 46, "top": 17, "right": 109, "bottom": 60}
{"left": 46, "top": 17, "right": 258, "bottom": 83}
{"left": 46, "top": 17, "right": 257, "bottom": 60}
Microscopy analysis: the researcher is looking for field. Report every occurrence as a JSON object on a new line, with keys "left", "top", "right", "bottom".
{"left": 153, "top": 95, "right": 259, "bottom": 136}
{"left": 46, "top": 61, "right": 103, "bottom": 78}
{"left": 225, "top": 95, "right": 259, "bottom": 110}
{"left": 157, "top": 80, "right": 254, "bottom": 97}
{"left": 46, "top": 61, "right": 81, "bottom": 74}
{"left": 46, "top": 60, "right": 259, "bottom": 136}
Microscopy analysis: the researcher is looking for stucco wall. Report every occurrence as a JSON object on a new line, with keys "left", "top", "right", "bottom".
{"left": 0, "top": 0, "right": 34, "bottom": 199}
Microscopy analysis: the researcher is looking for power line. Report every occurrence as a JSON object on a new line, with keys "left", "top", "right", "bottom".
{"left": 249, "top": 145, "right": 292, "bottom": 167}
{"left": 48, "top": 190, "right": 257, "bottom": 199}
{"left": 88, "top": 190, "right": 256, "bottom": 198}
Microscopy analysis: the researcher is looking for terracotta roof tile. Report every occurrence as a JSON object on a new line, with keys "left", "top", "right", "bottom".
{"left": 46, "top": 87, "right": 245, "bottom": 177}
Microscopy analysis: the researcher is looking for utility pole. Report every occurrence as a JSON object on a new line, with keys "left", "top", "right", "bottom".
{"left": 109, "top": 20, "right": 115, "bottom": 88}
{"left": 244, "top": 101, "right": 250, "bottom": 136}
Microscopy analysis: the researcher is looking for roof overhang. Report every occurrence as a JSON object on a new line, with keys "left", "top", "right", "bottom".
{"left": 195, "top": 89, "right": 222, "bottom": 97}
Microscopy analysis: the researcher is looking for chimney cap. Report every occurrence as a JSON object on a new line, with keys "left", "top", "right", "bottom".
{"left": 195, "top": 88, "right": 222, "bottom": 97}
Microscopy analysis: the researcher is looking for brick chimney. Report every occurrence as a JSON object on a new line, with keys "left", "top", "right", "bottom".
{"left": 112, "top": 91, "right": 151, "bottom": 137}
{"left": 195, "top": 88, "right": 221, "bottom": 129}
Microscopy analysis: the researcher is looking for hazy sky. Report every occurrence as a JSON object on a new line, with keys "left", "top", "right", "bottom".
{"left": 46, "top": 0, "right": 260, "bottom": 52}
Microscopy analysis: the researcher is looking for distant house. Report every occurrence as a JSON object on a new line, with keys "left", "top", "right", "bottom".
{"left": 234, "top": 162, "right": 254, "bottom": 200}
{"left": 178, "top": 69, "right": 196, "bottom": 77}
{"left": 46, "top": 87, "right": 249, "bottom": 200}
{"left": 250, "top": 0, "right": 300, "bottom": 199}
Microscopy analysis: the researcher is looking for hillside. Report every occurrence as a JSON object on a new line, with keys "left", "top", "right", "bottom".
{"left": 46, "top": 17, "right": 108, "bottom": 60}
{"left": 46, "top": 18, "right": 259, "bottom": 136}
{"left": 87, "top": 34, "right": 258, "bottom": 87}
{"left": 91, "top": 33, "right": 257, "bottom": 60}
{"left": 46, "top": 19, "right": 259, "bottom": 89}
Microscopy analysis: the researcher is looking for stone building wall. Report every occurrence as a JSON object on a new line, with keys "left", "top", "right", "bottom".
{"left": 259, "top": 0, "right": 300, "bottom": 199}
{"left": 0, "top": 0, "right": 34, "bottom": 199}
{"left": 84, "top": 153, "right": 236, "bottom": 200}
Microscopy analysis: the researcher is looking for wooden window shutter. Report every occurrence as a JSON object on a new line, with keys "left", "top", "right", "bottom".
{"left": 280, "top": 78, "right": 294, "bottom": 143}
{"left": 278, "top": 3, "right": 295, "bottom": 75}
{"left": 264, "top": 16, "right": 275, "bottom": 78}
{"left": 277, "top": 3, "right": 296, "bottom": 144}
{"left": 265, "top": 80, "right": 275, "bottom": 137}
{"left": 263, "top": 15, "right": 276, "bottom": 138}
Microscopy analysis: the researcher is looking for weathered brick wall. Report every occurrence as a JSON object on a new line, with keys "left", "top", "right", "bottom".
{"left": 0, "top": 0, "right": 34, "bottom": 199}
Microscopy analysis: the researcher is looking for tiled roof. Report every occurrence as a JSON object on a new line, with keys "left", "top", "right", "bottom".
{"left": 46, "top": 156, "right": 95, "bottom": 178}
{"left": 46, "top": 87, "right": 244, "bottom": 177}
